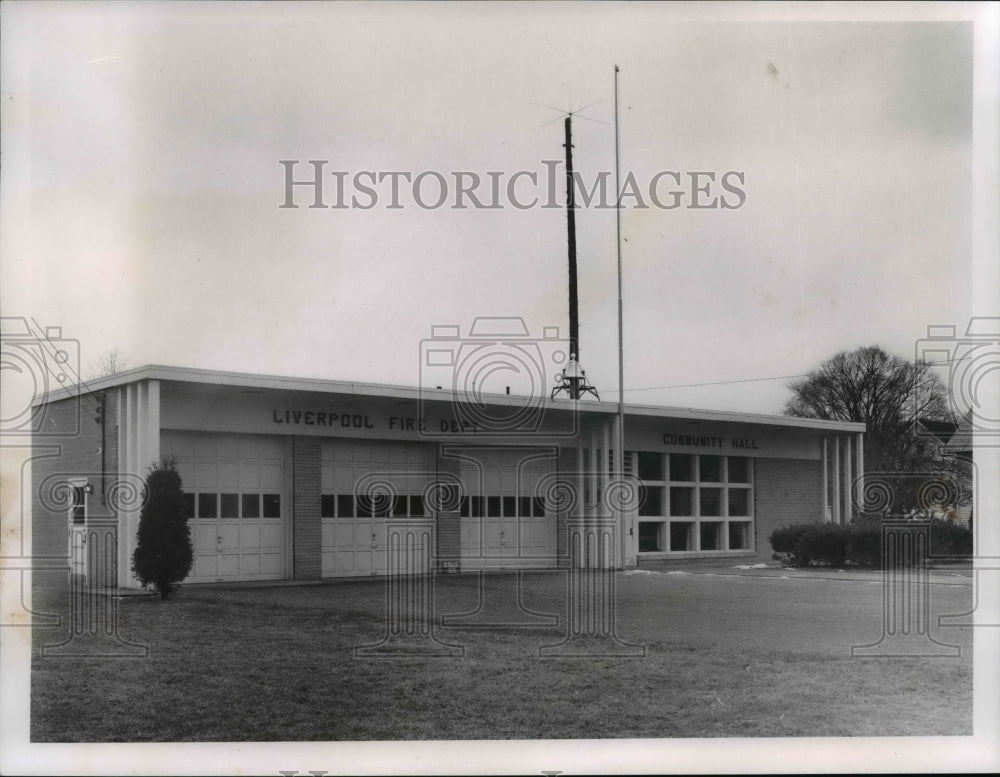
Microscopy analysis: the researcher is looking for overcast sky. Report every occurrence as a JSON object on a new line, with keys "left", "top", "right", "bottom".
{"left": 2, "top": 2, "right": 994, "bottom": 415}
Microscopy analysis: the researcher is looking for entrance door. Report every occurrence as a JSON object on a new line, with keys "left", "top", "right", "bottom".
{"left": 67, "top": 482, "right": 88, "bottom": 577}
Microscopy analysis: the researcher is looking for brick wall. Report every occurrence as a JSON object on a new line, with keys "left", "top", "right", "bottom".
{"left": 291, "top": 436, "right": 321, "bottom": 580}
{"left": 754, "top": 457, "right": 824, "bottom": 558}
{"left": 435, "top": 447, "right": 461, "bottom": 572}
{"left": 31, "top": 391, "right": 118, "bottom": 587}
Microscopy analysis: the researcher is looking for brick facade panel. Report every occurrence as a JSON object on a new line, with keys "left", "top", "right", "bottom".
{"left": 753, "top": 457, "right": 824, "bottom": 559}
{"left": 292, "top": 436, "right": 321, "bottom": 580}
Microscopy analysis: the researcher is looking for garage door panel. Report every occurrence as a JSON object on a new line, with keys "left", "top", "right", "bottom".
{"left": 238, "top": 463, "right": 259, "bottom": 489}
{"left": 218, "top": 461, "right": 238, "bottom": 490}
{"left": 240, "top": 524, "right": 261, "bottom": 548}
{"left": 194, "top": 554, "right": 218, "bottom": 578}
{"left": 165, "top": 432, "right": 286, "bottom": 584}
{"left": 218, "top": 553, "right": 240, "bottom": 577}
{"left": 218, "top": 523, "right": 240, "bottom": 548}
{"left": 260, "top": 523, "right": 282, "bottom": 548}
{"left": 239, "top": 554, "right": 261, "bottom": 575}
{"left": 260, "top": 462, "right": 282, "bottom": 489}
{"left": 195, "top": 461, "right": 218, "bottom": 489}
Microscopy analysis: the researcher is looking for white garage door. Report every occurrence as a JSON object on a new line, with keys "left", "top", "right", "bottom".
{"left": 459, "top": 449, "right": 556, "bottom": 569}
{"left": 320, "top": 439, "right": 434, "bottom": 577}
{"left": 162, "top": 431, "right": 286, "bottom": 583}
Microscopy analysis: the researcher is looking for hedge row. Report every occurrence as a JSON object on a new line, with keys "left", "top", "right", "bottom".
{"left": 769, "top": 518, "right": 972, "bottom": 568}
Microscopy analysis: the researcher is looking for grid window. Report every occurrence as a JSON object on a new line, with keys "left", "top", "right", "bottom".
{"left": 71, "top": 487, "right": 86, "bottom": 525}
{"left": 321, "top": 494, "right": 336, "bottom": 518}
{"left": 637, "top": 452, "right": 663, "bottom": 481}
{"left": 728, "top": 457, "right": 750, "bottom": 483}
{"left": 728, "top": 489, "right": 750, "bottom": 517}
{"left": 502, "top": 496, "right": 516, "bottom": 517}
{"left": 639, "top": 486, "right": 663, "bottom": 517}
{"left": 636, "top": 452, "right": 754, "bottom": 555}
{"left": 183, "top": 493, "right": 195, "bottom": 519}
{"left": 220, "top": 493, "right": 239, "bottom": 518}
{"left": 669, "top": 454, "right": 694, "bottom": 482}
{"left": 670, "top": 522, "right": 694, "bottom": 551}
{"left": 409, "top": 494, "right": 424, "bottom": 517}
{"left": 337, "top": 494, "right": 354, "bottom": 518}
{"left": 700, "top": 488, "right": 723, "bottom": 517}
{"left": 729, "top": 522, "right": 752, "bottom": 550}
{"left": 198, "top": 493, "right": 217, "bottom": 519}
{"left": 263, "top": 494, "right": 281, "bottom": 518}
{"left": 392, "top": 494, "right": 408, "bottom": 517}
{"left": 670, "top": 487, "right": 694, "bottom": 516}
{"left": 487, "top": 496, "right": 502, "bottom": 517}
{"left": 242, "top": 493, "right": 260, "bottom": 518}
{"left": 700, "top": 522, "right": 723, "bottom": 550}
{"left": 533, "top": 497, "right": 546, "bottom": 517}
{"left": 700, "top": 456, "right": 722, "bottom": 482}
{"left": 639, "top": 522, "right": 662, "bottom": 552}
{"left": 519, "top": 496, "right": 532, "bottom": 517}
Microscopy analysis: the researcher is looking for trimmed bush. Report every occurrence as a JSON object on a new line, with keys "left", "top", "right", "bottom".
{"left": 929, "top": 519, "right": 973, "bottom": 557}
{"left": 845, "top": 520, "right": 881, "bottom": 568}
{"left": 131, "top": 458, "right": 193, "bottom": 599}
{"left": 770, "top": 517, "right": 972, "bottom": 569}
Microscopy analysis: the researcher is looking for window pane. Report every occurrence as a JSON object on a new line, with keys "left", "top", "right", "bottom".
{"left": 263, "top": 494, "right": 281, "bottom": 518}
{"left": 700, "top": 488, "right": 723, "bottom": 517}
{"left": 487, "top": 496, "right": 502, "bottom": 517}
{"left": 728, "top": 457, "right": 750, "bottom": 483}
{"left": 700, "top": 456, "right": 722, "bottom": 482}
{"left": 241, "top": 493, "right": 260, "bottom": 518}
{"left": 639, "top": 522, "right": 662, "bottom": 552}
{"left": 71, "top": 487, "right": 86, "bottom": 524}
{"left": 337, "top": 494, "right": 354, "bottom": 518}
{"left": 532, "top": 497, "right": 546, "bottom": 517}
{"left": 700, "top": 521, "right": 723, "bottom": 550}
{"left": 669, "top": 454, "right": 694, "bottom": 482}
{"left": 637, "top": 452, "right": 662, "bottom": 481}
{"left": 356, "top": 494, "right": 374, "bottom": 518}
{"left": 519, "top": 496, "right": 532, "bottom": 517}
{"left": 670, "top": 522, "right": 694, "bottom": 550}
{"left": 460, "top": 496, "right": 470, "bottom": 518}
{"left": 220, "top": 493, "right": 239, "bottom": 518}
{"left": 471, "top": 496, "right": 484, "bottom": 516}
{"left": 728, "top": 489, "right": 750, "bottom": 516}
{"left": 729, "top": 522, "right": 752, "bottom": 550}
{"left": 670, "top": 487, "right": 693, "bottom": 516}
{"left": 502, "top": 496, "right": 516, "bottom": 517}
{"left": 198, "top": 493, "right": 217, "bottom": 519}
{"left": 639, "top": 486, "right": 663, "bottom": 517}
{"left": 409, "top": 494, "right": 424, "bottom": 517}
{"left": 321, "top": 494, "right": 336, "bottom": 518}
{"left": 183, "top": 492, "right": 195, "bottom": 519}
{"left": 392, "top": 494, "right": 408, "bottom": 517}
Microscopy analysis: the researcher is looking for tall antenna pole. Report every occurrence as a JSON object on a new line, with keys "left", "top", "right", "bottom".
{"left": 614, "top": 65, "right": 627, "bottom": 564}
{"left": 564, "top": 115, "right": 579, "bottom": 362}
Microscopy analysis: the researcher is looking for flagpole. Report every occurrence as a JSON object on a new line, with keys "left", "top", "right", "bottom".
{"left": 614, "top": 64, "right": 628, "bottom": 566}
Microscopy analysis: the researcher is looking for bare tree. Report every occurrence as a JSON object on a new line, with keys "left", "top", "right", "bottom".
{"left": 86, "top": 349, "right": 130, "bottom": 380}
{"left": 785, "top": 346, "right": 964, "bottom": 511}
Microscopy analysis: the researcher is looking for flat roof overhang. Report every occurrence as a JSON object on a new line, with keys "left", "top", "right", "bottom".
{"left": 33, "top": 364, "right": 866, "bottom": 434}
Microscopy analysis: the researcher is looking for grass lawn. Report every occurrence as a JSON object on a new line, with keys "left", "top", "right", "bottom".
{"left": 30, "top": 570, "right": 973, "bottom": 741}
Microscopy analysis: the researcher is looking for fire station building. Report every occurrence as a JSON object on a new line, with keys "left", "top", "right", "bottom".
{"left": 32, "top": 365, "right": 865, "bottom": 589}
